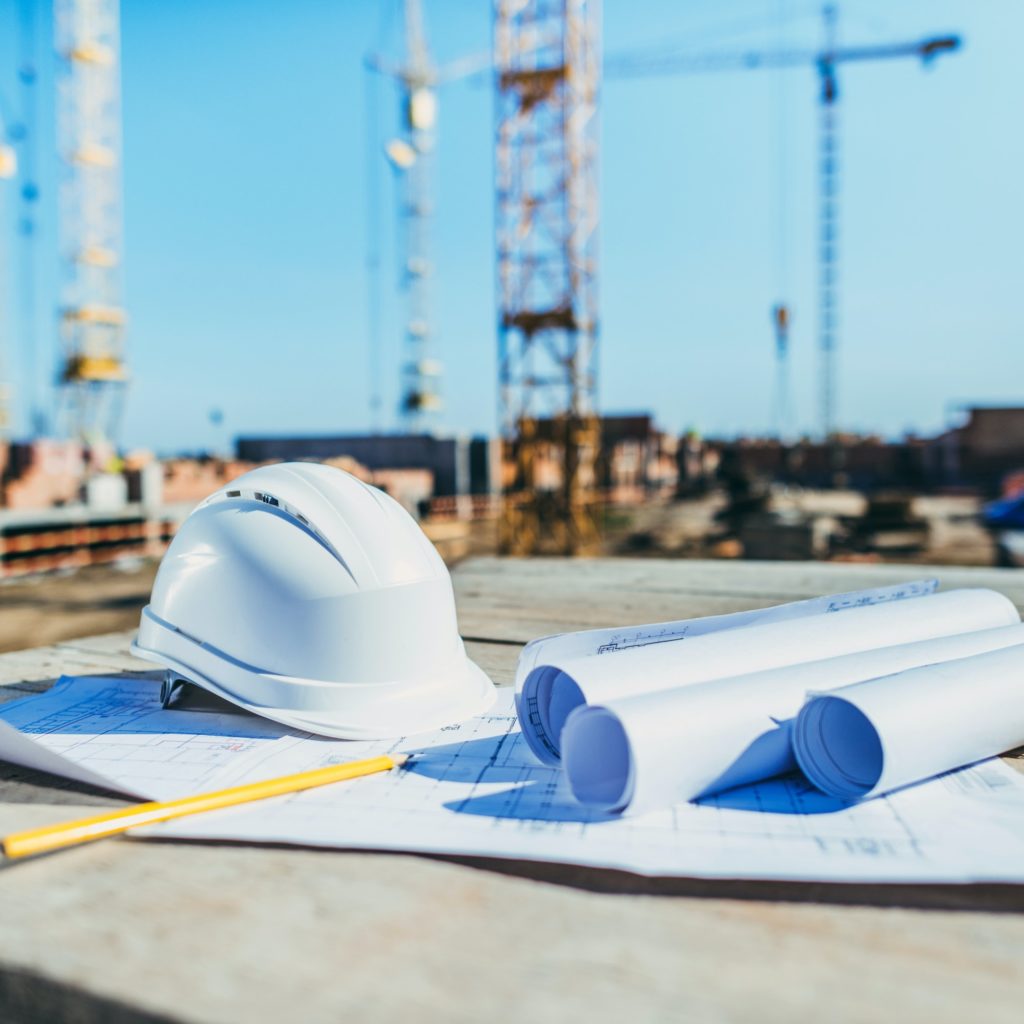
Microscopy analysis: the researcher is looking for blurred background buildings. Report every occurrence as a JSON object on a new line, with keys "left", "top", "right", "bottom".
{"left": 0, "top": 0, "right": 1022, "bottom": 621}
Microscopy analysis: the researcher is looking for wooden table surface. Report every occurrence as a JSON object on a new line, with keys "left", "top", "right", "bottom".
{"left": 2, "top": 557, "right": 1024, "bottom": 1023}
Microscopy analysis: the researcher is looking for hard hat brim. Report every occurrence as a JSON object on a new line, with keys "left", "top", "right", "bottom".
{"left": 131, "top": 608, "right": 496, "bottom": 740}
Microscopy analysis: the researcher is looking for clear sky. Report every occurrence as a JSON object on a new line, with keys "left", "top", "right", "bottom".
{"left": 0, "top": 0, "right": 1021, "bottom": 454}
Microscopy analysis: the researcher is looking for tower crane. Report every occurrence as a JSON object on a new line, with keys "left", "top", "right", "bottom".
{"left": 495, "top": 0, "right": 601, "bottom": 555}
{"left": 367, "top": 0, "right": 488, "bottom": 434}
{"left": 490, "top": 3, "right": 957, "bottom": 553}
{"left": 368, "top": 0, "right": 442, "bottom": 432}
{"left": 606, "top": 6, "right": 961, "bottom": 441}
{"left": 54, "top": 0, "right": 128, "bottom": 446}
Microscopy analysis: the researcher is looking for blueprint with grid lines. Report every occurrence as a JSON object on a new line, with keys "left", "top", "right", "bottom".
{"left": 3, "top": 674, "right": 1024, "bottom": 882}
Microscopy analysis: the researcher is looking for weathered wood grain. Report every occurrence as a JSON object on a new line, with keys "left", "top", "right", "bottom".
{"left": 453, "top": 557, "right": 1024, "bottom": 642}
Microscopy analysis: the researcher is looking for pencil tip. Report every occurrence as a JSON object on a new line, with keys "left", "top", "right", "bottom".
{"left": 393, "top": 753, "right": 414, "bottom": 767}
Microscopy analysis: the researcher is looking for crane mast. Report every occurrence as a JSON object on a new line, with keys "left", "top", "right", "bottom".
{"left": 369, "top": 0, "right": 445, "bottom": 433}
{"left": 819, "top": 4, "right": 838, "bottom": 441}
{"left": 55, "top": 0, "right": 127, "bottom": 446}
{"left": 393, "top": 0, "right": 443, "bottom": 430}
{"left": 495, "top": 0, "right": 601, "bottom": 555}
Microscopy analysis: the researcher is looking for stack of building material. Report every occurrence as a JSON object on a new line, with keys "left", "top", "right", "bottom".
{"left": 2, "top": 440, "right": 86, "bottom": 509}
{"left": 739, "top": 510, "right": 830, "bottom": 561}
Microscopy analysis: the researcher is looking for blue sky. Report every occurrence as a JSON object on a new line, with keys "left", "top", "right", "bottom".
{"left": 0, "top": 0, "right": 1021, "bottom": 453}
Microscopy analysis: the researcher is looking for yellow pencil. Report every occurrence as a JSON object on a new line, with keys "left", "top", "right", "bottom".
{"left": 1, "top": 753, "right": 410, "bottom": 860}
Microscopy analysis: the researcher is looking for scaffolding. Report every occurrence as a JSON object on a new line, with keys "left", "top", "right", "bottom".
{"left": 495, "top": 0, "right": 601, "bottom": 555}
{"left": 54, "top": 0, "right": 127, "bottom": 444}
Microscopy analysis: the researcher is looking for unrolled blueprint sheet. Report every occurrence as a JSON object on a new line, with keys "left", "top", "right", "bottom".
{"left": 4, "top": 674, "right": 1024, "bottom": 883}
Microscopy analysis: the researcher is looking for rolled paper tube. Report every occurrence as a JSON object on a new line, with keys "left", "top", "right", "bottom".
{"left": 515, "top": 580, "right": 940, "bottom": 764}
{"left": 520, "top": 588, "right": 1019, "bottom": 764}
{"left": 562, "top": 623, "right": 1024, "bottom": 813}
{"left": 793, "top": 642, "right": 1024, "bottom": 801}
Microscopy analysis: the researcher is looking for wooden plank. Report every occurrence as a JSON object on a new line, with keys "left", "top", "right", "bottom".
{"left": 0, "top": 557, "right": 1022, "bottom": 1022}
{"left": 454, "top": 557, "right": 1024, "bottom": 641}
{"left": 0, "top": 644, "right": 149, "bottom": 689}
{"left": 0, "top": 813, "right": 1022, "bottom": 1023}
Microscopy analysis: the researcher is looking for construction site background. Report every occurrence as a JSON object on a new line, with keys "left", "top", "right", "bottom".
{"left": 2, "top": 403, "right": 1023, "bottom": 577}
{"left": 0, "top": 1, "right": 1018, "bottom": 657}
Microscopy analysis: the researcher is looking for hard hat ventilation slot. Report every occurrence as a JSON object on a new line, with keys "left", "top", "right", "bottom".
{"left": 199, "top": 488, "right": 346, "bottom": 567}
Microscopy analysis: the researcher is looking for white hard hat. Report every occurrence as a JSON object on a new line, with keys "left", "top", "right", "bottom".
{"left": 131, "top": 462, "right": 495, "bottom": 739}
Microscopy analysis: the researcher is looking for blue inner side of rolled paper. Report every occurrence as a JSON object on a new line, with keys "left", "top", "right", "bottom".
{"left": 794, "top": 695, "right": 885, "bottom": 800}
{"left": 546, "top": 671, "right": 586, "bottom": 756}
{"left": 562, "top": 706, "right": 634, "bottom": 811}
{"left": 518, "top": 666, "right": 585, "bottom": 763}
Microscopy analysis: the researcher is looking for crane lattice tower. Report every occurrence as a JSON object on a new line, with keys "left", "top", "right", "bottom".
{"left": 385, "top": 0, "right": 444, "bottom": 431}
{"left": 55, "top": 0, "right": 127, "bottom": 445}
{"left": 495, "top": 0, "right": 601, "bottom": 556}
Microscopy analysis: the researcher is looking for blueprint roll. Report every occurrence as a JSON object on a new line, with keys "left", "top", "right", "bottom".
{"left": 561, "top": 624, "right": 1024, "bottom": 814}
{"left": 793, "top": 642, "right": 1024, "bottom": 801}
{"left": 516, "top": 586, "right": 1019, "bottom": 764}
